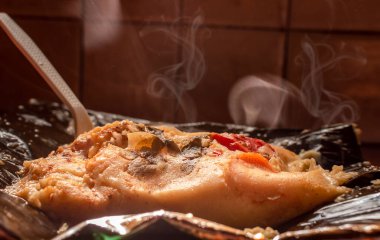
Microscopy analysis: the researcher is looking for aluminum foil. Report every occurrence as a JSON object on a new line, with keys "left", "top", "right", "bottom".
{"left": 0, "top": 100, "right": 379, "bottom": 240}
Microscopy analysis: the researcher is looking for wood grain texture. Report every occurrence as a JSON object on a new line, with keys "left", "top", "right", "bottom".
{"left": 184, "top": 0, "right": 288, "bottom": 28}
{"left": 0, "top": 0, "right": 81, "bottom": 19}
{"left": 291, "top": 0, "right": 380, "bottom": 31}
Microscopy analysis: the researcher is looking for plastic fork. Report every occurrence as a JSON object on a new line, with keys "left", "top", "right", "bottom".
{"left": 0, "top": 13, "right": 93, "bottom": 136}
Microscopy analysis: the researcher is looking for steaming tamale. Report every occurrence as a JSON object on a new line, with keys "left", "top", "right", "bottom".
{"left": 6, "top": 120, "right": 355, "bottom": 228}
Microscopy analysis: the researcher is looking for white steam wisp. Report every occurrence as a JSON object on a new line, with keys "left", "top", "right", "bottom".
{"left": 142, "top": 14, "right": 206, "bottom": 122}
{"left": 229, "top": 39, "right": 367, "bottom": 128}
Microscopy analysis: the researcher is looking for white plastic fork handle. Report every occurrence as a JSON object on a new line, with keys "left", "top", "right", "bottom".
{"left": 0, "top": 13, "right": 93, "bottom": 136}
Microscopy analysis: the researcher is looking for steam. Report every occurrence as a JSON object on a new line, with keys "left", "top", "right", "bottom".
{"left": 142, "top": 14, "right": 206, "bottom": 122}
{"left": 229, "top": 38, "right": 367, "bottom": 128}
{"left": 84, "top": 1, "right": 206, "bottom": 122}
{"left": 85, "top": 0, "right": 122, "bottom": 49}
{"left": 229, "top": 76, "right": 299, "bottom": 128}
{"left": 298, "top": 40, "right": 366, "bottom": 125}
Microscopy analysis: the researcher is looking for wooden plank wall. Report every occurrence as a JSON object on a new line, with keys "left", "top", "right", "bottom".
{"left": 0, "top": 0, "right": 379, "bottom": 158}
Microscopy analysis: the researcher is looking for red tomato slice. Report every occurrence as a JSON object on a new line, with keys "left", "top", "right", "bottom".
{"left": 211, "top": 133, "right": 267, "bottom": 153}
{"left": 211, "top": 133, "right": 250, "bottom": 152}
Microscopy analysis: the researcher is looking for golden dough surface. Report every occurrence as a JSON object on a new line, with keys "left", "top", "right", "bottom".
{"left": 6, "top": 120, "right": 354, "bottom": 227}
